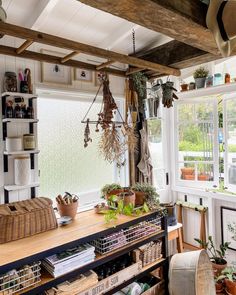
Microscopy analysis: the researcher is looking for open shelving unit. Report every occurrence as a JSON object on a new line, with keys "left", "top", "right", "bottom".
{"left": 0, "top": 210, "right": 169, "bottom": 295}
{"left": 1, "top": 92, "right": 39, "bottom": 203}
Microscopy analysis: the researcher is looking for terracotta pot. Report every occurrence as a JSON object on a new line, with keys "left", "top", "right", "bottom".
{"left": 106, "top": 189, "right": 123, "bottom": 200}
{"left": 57, "top": 201, "right": 78, "bottom": 219}
{"left": 118, "top": 189, "right": 136, "bottom": 206}
{"left": 225, "top": 279, "right": 236, "bottom": 295}
{"left": 181, "top": 84, "right": 188, "bottom": 92}
{"left": 215, "top": 281, "right": 224, "bottom": 294}
{"left": 212, "top": 260, "right": 227, "bottom": 277}
{"left": 198, "top": 174, "right": 209, "bottom": 181}
{"left": 184, "top": 174, "right": 195, "bottom": 180}
{"left": 134, "top": 191, "right": 146, "bottom": 206}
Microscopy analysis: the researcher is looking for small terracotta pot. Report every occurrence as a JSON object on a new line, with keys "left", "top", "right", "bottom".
{"left": 57, "top": 201, "right": 78, "bottom": 219}
{"left": 212, "top": 260, "right": 227, "bottom": 277}
{"left": 106, "top": 189, "right": 123, "bottom": 200}
{"left": 215, "top": 281, "right": 224, "bottom": 294}
{"left": 134, "top": 191, "right": 146, "bottom": 206}
{"left": 181, "top": 84, "right": 188, "bottom": 92}
{"left": 184, "top": 174, "right": 195, "bottom": 180}
{"left": 198, "top": 174, "right": 209, "bottom": 181}
{"left": 118, "top": 189, "right": 136, "bottom": 206}
{"left": 225, "top": 279, "right": 236, "bottom": 295}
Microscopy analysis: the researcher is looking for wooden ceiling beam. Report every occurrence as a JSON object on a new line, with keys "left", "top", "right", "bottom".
{"left": 135, "top": 40, "right": 219, "bottom": 70}
{"left": 61, "top": 51, "right": 80, "bottom": 63}
{"left": 79, "top": 0, "right": 221, "bottom": 56}
{"left": 126, "top": 67, "right": 145, "bottom": 76}
{"left": 16, "top": 40, "right": 33, "bottom": 54}
{"left": 0, "top": 22, "right": 180, "bottom": 77}
{"left": 0, "top": 45, "right": 126, "bottom": 77}
{"left": 96, "top": 60, "right": 115, "bottom": 70}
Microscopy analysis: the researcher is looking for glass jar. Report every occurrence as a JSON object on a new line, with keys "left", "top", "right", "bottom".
{"left": 23, "top": 134, "right": 36, "bottom": 150}
{"left": 214, "top": 73, "right": 223, "bottom": 86}
{"left": 4, "top": 72, "right": 17, "bottom": 92}
{"left": 206, "top": 76, "right": 213, "bottom": 87}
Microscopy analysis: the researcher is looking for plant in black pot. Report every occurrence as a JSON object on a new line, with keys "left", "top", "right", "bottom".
{"left": 193, "top": 67, "right": 209, "bottom": 89}
{"left": 195, "top": 236, "right": 230, "bottom": 276}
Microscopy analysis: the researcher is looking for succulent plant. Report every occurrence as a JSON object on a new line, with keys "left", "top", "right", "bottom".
{"left": 101, "top": 183, "right": 122, "bottom": 198}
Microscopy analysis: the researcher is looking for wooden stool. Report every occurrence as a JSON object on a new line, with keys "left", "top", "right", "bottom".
{"left": 168, "top": 223, "right": 183, "bottom": 253}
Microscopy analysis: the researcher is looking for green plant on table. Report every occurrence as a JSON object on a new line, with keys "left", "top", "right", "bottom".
{"left": 132, "top": 183, "right": 160, "bottom": 210}
{"left": 217, "top": 267, "right": 236, "bottom": 282}
{"left": 194, "top": 236, "right": 230, "bottom": 265}
{"left": 193, "top": 67, "right": 209, "bottom": 79}
{"left": 100, "top": 183, "right": 122, "bottom": 198}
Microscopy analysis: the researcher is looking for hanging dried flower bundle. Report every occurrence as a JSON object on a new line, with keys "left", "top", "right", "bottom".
{"left": 82, "top": 74, "right": 136, "bottom": 165}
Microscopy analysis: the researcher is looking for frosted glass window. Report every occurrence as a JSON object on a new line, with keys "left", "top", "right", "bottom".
{"left": 37, "top": 97, "right": 114, "bottom": 204}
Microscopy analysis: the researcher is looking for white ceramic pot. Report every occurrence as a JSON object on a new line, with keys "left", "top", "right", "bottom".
{"left": 6, "top": 137, "right": 22, "bottom": 152}
{"left": 14, "top": 157, "right": 31, "bottom": 185}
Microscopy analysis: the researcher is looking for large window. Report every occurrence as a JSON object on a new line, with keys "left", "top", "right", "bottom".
{"left": 37, "top": 93, "right": 124, "bottom": 207}
{"left": 174, "top": 99, "right": 219, "bottom": 188}
{"left": 224, "top": 96, "right": 236, "bottom": 191}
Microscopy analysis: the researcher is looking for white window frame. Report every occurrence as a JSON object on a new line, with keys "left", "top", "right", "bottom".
{"left": 173, "top": 96, "right": 219, "bottom": 189}
{"left": 223, "top": 93, "right": 236, "bottom": 192}
{"left": 36, "top": 87, "right": 128, "bottom": 208}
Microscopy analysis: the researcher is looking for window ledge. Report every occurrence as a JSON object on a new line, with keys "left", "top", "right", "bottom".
{"left": 172, "top": 185, "right": 236, "bottom": 203}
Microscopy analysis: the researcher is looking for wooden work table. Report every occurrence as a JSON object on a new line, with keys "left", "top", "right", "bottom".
{"left": 0, "top": 210, "right": 168, "bottom": 295}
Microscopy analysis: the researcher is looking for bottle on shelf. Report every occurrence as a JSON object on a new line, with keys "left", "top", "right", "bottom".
{"left": 5, "top": 100, "right": 14, "bottom": 118}
{"left": 26, "top": 106, "right": 34, "bottom": 119}
{"left": 14, "top": 104, "right": 24, "bottom": 118}
{"left": 225, "top": 73, "right": 231, "bottom": 84}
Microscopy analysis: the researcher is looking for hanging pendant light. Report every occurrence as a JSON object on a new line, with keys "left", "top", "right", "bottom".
{"left": 0, "top": 0, "right": 7, "bottom": 39}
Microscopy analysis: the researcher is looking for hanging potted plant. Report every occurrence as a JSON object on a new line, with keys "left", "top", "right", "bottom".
{"left": 194, "top": 236, "right": 230, "bottom": 276}
{"left": 193, "top": 67, "right": 209, "bottom": 89}
{"left": 101, "top": 183, "right": 122, "bottom": 200}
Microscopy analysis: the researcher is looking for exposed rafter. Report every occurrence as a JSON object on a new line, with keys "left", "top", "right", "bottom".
{"left": 79, "top": 0, "right": 221, "bottom": 56}
{"left": 126, "top": 67, "right": 145, "bottom": 76}
{"left": 135, "top": 40, "right": 219, "bottom": 70}
{"left": 0, "top": 22, "right": 181, "bottom": 77}
{"left": 16, "top": 40, "right": 33, "bottom": 54}
{"left": 61, "top": 51, "right": 80, "bottom": 63}
{"left": 0, "top": 45, "right": 125, "bottom": 77}
{"left": 96, "top": 60, "right": 115, "bottom": 70}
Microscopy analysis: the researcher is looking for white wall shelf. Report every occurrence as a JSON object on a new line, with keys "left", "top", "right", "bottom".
{"left": 4, "top": 183, "right": 40, "bottom": 192}
{"left": 177, "top": 82, "right": 236, "bottom": 100}
{"left": 4, "top": 150, "right": 40, "bottom": 156}
{"left": 2, "top": 92, "right": 37, "bottom": 99}
{"left": 2, "top": 118, "right": 39, "bottom": 123}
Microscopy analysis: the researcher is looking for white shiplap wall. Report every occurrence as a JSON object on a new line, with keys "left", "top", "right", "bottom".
{"left": 0, "top": 36, "right": 125, "bottom": 204}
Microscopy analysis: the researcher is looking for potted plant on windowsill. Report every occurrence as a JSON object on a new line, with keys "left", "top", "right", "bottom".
{"left": 181, "top": 167, "right": 195, "bottom": 180}
{"left": 193, "top": 67, "right": 209, "bottom": 89}
{"left": 194, "top": 236, "right": 230, "bottom": 276}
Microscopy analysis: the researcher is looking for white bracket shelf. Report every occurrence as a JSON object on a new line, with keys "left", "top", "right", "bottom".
{"left": 4, "top": 183, "right": 40, "bottom": 191}
{"left": 4, "top": 150, "right": 40, "bottom": 156}
{"left": 2, "top": 92, "right": 38, "bottom": 99}
{"left": 2, "top": 118, "right": 39, "bottom": 123}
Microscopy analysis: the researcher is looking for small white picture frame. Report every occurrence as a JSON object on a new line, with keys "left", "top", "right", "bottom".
{"left": 41, "top": 49, "right": 72, "bottom": 85}
{"left": 74, "top": 68, "right": 93, "bottom": 83}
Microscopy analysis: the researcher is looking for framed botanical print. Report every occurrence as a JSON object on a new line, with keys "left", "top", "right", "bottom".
{"left": 74, "top": 68, "right": 93, "bottom": 82}
{"left": 41, "top": 49, "right": 72, "bottom": 85}
{"left": 221, "top": 206, "right": 236, "bottom": 251}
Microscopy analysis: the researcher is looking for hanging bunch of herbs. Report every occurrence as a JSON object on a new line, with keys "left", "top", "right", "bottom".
{"left": 83, "top": 74, "right": 137, "bottom": 165}
{"left": 131, "top": 72, "right": 148, "bottom": 113}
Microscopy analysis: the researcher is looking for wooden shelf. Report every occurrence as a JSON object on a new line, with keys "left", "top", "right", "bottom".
{"left": 4, "top": 182, "right": 40, "bottom": 191}
{"left": 1, "top": 92, "right": 37, "bottom": 99}
{"left": 2, "top": 118, "right": 38, "bottom": 123}
{"left": 4, "top": 150, "right": 40, "bottom": 155}
{"left": 0, "top": 210, "right": 167, "bottom": 295}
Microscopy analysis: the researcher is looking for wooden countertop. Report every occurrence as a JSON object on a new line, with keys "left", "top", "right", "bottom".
{"left": 0, "top": 210, "right": 157, "bottom": 268}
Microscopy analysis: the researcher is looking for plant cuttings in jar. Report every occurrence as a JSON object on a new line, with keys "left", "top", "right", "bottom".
{"left": 82, "top": 74, "right": 137, "bottom": 164}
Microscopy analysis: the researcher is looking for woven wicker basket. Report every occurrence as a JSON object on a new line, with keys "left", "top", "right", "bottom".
{"left": 0, "top": 197, "right": 58, "bottom": 244}
{"left": 132, "top": 241, "right": 162, "bottom": 267}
